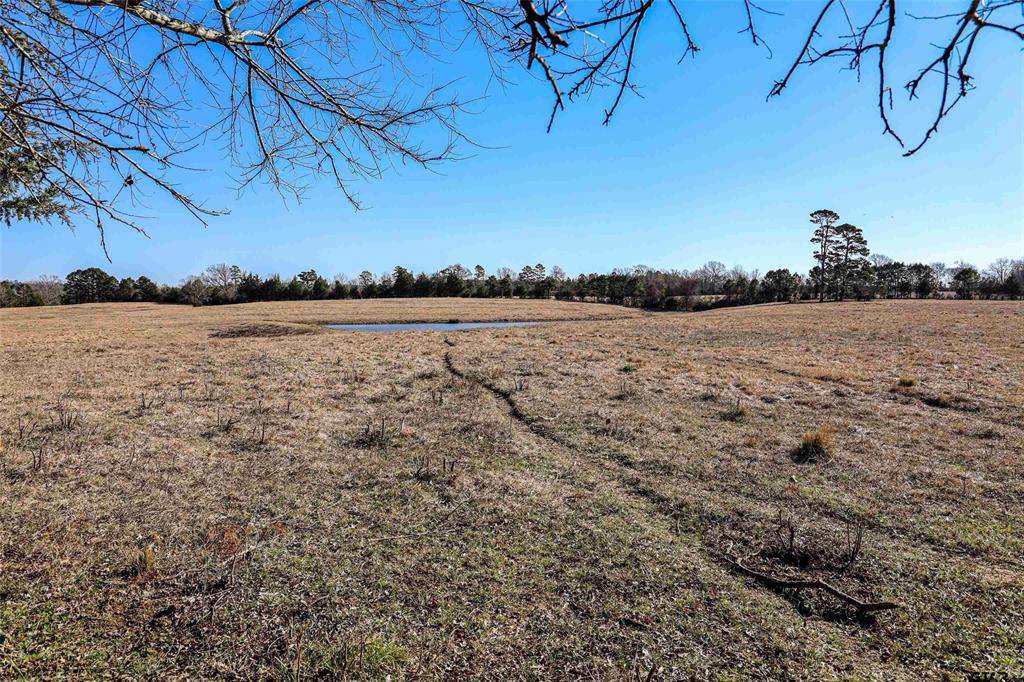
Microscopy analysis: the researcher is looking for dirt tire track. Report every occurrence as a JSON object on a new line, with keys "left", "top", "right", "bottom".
{"left": 441, "top": 347, "right": 922, "bottom": 633}
{"left": 444, "top": 349, "right": 1020, "bottom": 575}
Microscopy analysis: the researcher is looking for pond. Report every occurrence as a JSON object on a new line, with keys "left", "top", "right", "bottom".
{"left": 325, "top": 321, "right": 554, "bottom": 333}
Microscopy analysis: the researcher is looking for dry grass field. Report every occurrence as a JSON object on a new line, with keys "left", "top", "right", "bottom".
{"left": 1, "top": 298, "right": 1021, "bottom": 680}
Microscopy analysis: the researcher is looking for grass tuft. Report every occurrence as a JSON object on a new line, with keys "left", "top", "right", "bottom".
{"left": 127, "top": 544, "right": 156, "bottom": 579}
{"left": 793, "top": 426, "right": 834, "bottom": 464}
{"left": 278, "top": 638, "right": 407, "bottom": 681}
{"left": 720, "top": 397, "right": 747, "bottom": 421}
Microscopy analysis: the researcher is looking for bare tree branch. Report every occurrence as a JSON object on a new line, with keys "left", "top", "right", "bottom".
{"left": 1, "top": 0, "right": 1019, "bottom": 254}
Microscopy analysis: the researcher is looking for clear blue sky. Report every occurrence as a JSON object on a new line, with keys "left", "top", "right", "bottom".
{"left": 1, "top": 1, "right": 1021, "bottom": 283}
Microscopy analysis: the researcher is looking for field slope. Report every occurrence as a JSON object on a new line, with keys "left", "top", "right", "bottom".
{"left": 1, "top": 299, "right": 1022, "bottom": 679}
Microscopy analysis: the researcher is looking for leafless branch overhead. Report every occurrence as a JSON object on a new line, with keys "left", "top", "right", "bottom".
{"left": 1, "top": 0, "right": 1019, "bottom": 254}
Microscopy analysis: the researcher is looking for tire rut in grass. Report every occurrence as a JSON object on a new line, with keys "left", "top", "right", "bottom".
{"left": 442, "top": 347, "right": 917, "bottom": 629}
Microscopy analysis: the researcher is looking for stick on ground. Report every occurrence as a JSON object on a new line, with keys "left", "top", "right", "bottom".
{"left": 723, "top": 553, "right": 901, "bottom": 614}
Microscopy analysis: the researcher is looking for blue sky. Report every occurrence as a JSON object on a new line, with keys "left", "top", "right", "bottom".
{"left": 2, "top": 1, "right": 1021, "bottom": 283}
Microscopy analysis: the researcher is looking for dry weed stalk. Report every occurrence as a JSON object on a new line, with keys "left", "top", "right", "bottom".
{"left": 139, "top": 392, "right": 152, "bottom": 412}
{"left": 129, "top": 544, "right": 157, "bottom": 579}
{"left": 251, "top": 418, "right": 271, "bottom": 447}
{"left": 773, "top": 509, "right": 800, "bottom": 562}
{"left": 358, "top": 416, "right": 405, "bottom": 449}
{"left": 614, "top": 378, "right": 638, "bottom": 400}
{"left": 51, "top": 395, "right": 80, "bottom": 431}
{"left": 840, "top": 521, "right": 865, "bottom": 573}
{"left": 214, "top": 407, "right": 239, "bottom": 433}
{"left": 16, "top": 415, "right": 39, "bottom": 444}
{"left": 31, "top": 442, "right": 47, "bottom": 473}
{"left": 414, "top": 455, "right": 459, "bottom": 484}
{"left": 252, "top": 398, "right": 271, "bottom": 417}
{"left": 200, "top": 381, "right": 218, "bottom": 402}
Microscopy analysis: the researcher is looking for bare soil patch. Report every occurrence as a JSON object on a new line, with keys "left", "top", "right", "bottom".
{"left": 211, "top": 322, "right": 323, "bottom": 338}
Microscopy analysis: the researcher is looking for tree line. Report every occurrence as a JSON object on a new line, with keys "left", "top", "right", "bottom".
{"left": 3, "top": 212, "right": 1022, "bottom": 309}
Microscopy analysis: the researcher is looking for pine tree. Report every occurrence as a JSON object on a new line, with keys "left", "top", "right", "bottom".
{"left": 62, "top": 268, "right": 118, "bottom": 304}
{"left": 809, "top": 209, "right": 841, "bottom": 302}
{"left": 0, "top": 119, "right": 76, "bottom": 227}
{"left": 834, "top": 223, "right": 870, "bottom": 299}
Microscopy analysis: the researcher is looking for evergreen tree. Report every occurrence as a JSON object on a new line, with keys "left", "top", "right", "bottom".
{"left": 908, "top": 263, "right": 937, "bottom": 298}
{"left": 0, "top": 94, "right": 87, "bottom": 228}
{"left": 441, "top": 266, "right": 464, "bottom": 297}
{"left": 180, "top": 277, "right": 208, "bottom": 306}
{"left": 0, "top": 281, "right": 43, "bottom": 307}
{"left": 761, "top": 269, "right": 798, "bottom": 302}
{"left": 809, "top": 209, "right": 841, "bottom": 302}
{"left": 63, "top": 268, "right": 118, "bottom": 304}
{"left": 311, "top": 275, "right": 330, "bottom": 299}
{"left": 952, "top": 265, "right": 980, "bottom": 299}
{"left": 413, "top": 272, "right": 433, "bottom": 297}
{"left": 833, "top": 223, "right": 870, "bottom": 299}
{"left": 237, "top": 272, "right": 263, "bottom": 302}
{"left": 136, "top": 276, "right": 161, "bottom": 302}
{"left": 392, "top": 266, "right": 415, "bottom": 297}
{"left": 116, "top": 277, "right": 139, "bottom": 302}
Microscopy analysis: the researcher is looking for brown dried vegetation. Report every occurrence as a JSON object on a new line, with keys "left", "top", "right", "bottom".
{"left": 0, "top": 298, "right": 1021, "bottom": 679}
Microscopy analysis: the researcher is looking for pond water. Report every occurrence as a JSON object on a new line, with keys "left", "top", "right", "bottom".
{"left": 325, "top": 321, "right": 554, "bottom": 333}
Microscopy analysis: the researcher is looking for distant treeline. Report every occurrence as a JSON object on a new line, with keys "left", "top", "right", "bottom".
{"left": 3, "top": 212, "right": 1022, "bottom": 309}
{"left": 4, "top": 258, "right": 1022, "bottom": 310}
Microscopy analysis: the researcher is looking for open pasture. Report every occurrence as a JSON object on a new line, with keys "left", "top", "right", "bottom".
{"left": 1, "top": 299, "right": 1022, "bottom": 679}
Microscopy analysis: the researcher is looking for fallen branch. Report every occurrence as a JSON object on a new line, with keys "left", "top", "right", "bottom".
{"left": 723, "top": 553, "right": 901, "bottom": 614}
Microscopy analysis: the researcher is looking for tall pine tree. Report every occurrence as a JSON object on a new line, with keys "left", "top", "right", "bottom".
{"left": 809, "top": 209, "right": 841, "bottom": 302}
{"left": 834, "top": 223, "right": 870, "bottom": 299}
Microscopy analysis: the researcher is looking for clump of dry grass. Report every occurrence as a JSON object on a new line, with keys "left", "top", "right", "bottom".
{"left": 598, "top": 416, "right": 636, "bottom": 442}
{"left": 720, "top": 397, "right": 746, "bottom": 422}
{"left": 699, "top": 385, "right": 720, "bottom": 402}
{"left": 897, "top": 375, "right": 918, "bottom": 387}
{"left": 807, "top": 367, "right": 851, "bottom": 384}
{"left": 127, "top": 543, "right": 157, "bottom": 580}
{"left": 612, "top": 377, "right": 638, "bottom": 400}
{"left": 793, "top": 426, "right": 834, "bottom": 463}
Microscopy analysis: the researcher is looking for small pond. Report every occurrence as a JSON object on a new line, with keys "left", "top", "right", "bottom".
{"left": 326, "top": 321, "right": 554, "bottom": 333}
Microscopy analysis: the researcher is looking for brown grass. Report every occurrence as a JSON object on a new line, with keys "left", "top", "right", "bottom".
{"left": 1, "top": 298, "right": 1022, "bottom": 679}
{"left": 794, "top": 426, "right": 834, "bottom": 463}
